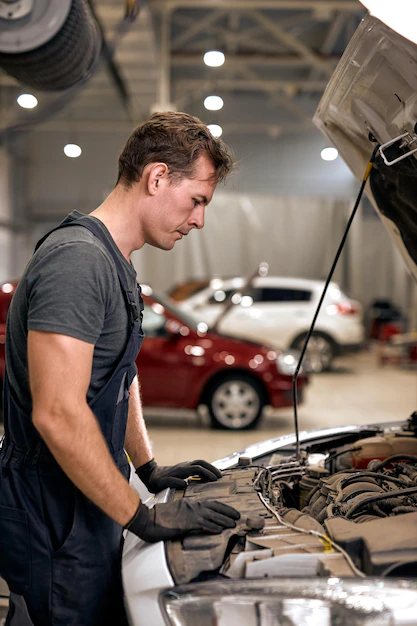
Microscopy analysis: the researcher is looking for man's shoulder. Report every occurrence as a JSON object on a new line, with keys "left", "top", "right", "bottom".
{"left": 35, "top": 222, "right": 115, "bottom": 268}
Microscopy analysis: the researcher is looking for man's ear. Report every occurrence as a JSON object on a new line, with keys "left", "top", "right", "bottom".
{"left": 147, "top": 163, "right": 169, "bottom": 195}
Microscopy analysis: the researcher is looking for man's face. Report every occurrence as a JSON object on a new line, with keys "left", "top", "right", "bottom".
{"left": 144, "top": 154, "right": 217, "bottom": 250}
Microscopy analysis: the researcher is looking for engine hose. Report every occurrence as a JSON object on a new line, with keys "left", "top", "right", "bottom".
{"left": 345, "top": 486, "right": 417, "bottom": 519}
{"left": 309, "top": 487, "right": 326, "bottom": 508}
{"left": 315, "top": 506, "right": 329, "bottom": 525}
{"left": 392, "top": 505, "right": 417, "bottom": 514}
{"left": 355, "top": 514, "right": 380, "bottom": 523}
{"left": 303, "top": 484, "right": 321, "bottom": 507}
{"left": 371, "top": 455, "right": 417, "bottom": 471}
{"left": 396, "top": 463, "right": 417, "bottom": 482}
{"left": 310, "top": 494, "right": 328, "bottom": 519}
{"left": 377, "top": 497, "right": 404, "bottom": 511}
{"left": 370, "top": 503, "right": 388, "bottom": 517}
{"left": 323, "top": 446, "right": 363, "bottom": 468}
{"left": 340, "top": 471, "right": 409, "bottom": 488}
{"left": 335, "top": 482, "right": 384, "bottom": 505}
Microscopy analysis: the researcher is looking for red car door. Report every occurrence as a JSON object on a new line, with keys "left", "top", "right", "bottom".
{"left": 136, "top": 298, "right": 200, "bottom": 408}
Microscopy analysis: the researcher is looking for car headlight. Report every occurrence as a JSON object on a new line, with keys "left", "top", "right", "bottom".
{"left": 161, "top": 578, "right": 417, "bottom": 625}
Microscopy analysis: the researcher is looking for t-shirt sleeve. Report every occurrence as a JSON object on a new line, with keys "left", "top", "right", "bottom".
{"left": 26, "top": 241, "right": 116, "bottom": 345}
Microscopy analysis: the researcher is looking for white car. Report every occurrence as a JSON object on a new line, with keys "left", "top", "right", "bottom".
{"left": 123, "top": 8, "right": 417, "bottom": 625}
{"left": 177, "top": 276, "right": 365, "bottom": 373}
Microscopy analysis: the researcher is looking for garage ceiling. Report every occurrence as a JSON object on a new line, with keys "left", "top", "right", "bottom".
{"left": 0, "top": 0, "right": 366, "bottom": 137}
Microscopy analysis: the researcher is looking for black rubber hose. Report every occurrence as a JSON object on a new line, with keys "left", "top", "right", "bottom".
{"left": 371, "top": 455, "right": 417, "bottom": 471}
{"left": 345, "top": 486, "right": 417, "bottom": 519}
{"left": 340, "top": 471, "right": 409, "bottom": 488}
{"left": 324, "top": 446, "right": 363, "bottom": 468}
{"left": 392, "top": 505, "right": 417, "bottom": 514}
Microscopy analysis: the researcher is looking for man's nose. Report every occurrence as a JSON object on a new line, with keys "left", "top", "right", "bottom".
{"left": 190, "top": 205, "right": 205, "bottom": 229}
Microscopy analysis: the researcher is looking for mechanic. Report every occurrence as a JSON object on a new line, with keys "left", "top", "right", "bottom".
{"left": 0, "top": 111, "right": 239, "bottom": 626}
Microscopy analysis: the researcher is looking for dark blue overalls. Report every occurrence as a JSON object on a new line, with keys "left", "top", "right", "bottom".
{"left": 0, "top": 215, "right": 144, "bottom": 625}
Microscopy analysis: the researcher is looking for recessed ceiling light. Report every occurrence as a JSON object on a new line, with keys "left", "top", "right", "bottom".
{"left": 204, "top": 95, "right": 224, "bottom": 111}
{"left": 64, "top": 143, "right": 82, "bottom": 158}
{"left": 207, "top": 124, "right": 223, "bottom": 137}
{"left": 321, "top": 147, "right": 338, "bottom": 161}
{"left": 207, "top": 124, "right": 223, "bottom": 138}
{"left": 17, "top": 94, "right": 38, "bottom": 109}
{"left": 359, "top": 1, "right": 417, "bottom": 45}
{"left": 204, "top": 50, "right": 225, "bottom": 67}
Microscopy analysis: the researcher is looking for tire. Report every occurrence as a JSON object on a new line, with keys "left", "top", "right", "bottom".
{"left": 206, "top": 374, "right": 265, "bottom": 430}
{"left": 292, "top": 332, "right": 335, "bottom": 373}
{"left": 0, "top": 0, "right": 102, "bottom": 91}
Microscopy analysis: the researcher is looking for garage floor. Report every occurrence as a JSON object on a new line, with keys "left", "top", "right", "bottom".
{"left": 144, "top": 344, "right": 417, "bottom": 465}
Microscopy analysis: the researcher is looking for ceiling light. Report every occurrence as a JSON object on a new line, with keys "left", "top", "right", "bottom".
{"left": 207, "top": 124, "right": 223, "bottom": 138}
{"left": 204, "top": 50, "right": 225, "bottom": 67}
{"left": 359, "top": 1, "right": 417, "bottom": 45}
{"left": 321, "top": 147, "right": 338, "bottom": 161}
{"left": 64, "top": 143, "right": 82, "bottom": 158}
{"left": 17, "top": 93, "right": 38, "bottom": 109}
{"left": 204, "top": 95, "right": 224, "bottom": 111}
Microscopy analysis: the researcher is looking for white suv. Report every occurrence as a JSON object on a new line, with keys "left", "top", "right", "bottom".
{"left": 177, "top": 276, "right": 364, "bottom": 372}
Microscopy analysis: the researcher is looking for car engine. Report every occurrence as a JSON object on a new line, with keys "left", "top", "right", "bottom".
{"left": 166, "top": 415, "right": 417, "bottom": 584}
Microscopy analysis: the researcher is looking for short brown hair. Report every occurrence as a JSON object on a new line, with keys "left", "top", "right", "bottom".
{"left": 116, "top": 111, "right": 234, "bottom": 187}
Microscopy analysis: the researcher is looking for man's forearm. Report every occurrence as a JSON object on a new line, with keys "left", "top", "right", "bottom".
{"left": 124, "top": 375, "right": 153, "bottom": 469}
{"left": 33, "top": 403, "right": 140, "bottom": 527}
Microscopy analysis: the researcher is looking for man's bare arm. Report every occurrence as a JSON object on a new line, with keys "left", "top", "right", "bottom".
{"left": 124, "top": 375, "right": 153, "bottom": 469}
{"left": 29, "top": 330, "right": 139, "bottom": 527}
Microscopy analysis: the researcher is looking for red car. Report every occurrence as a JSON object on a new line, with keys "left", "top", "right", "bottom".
{"left": 0, "top": 281, "right": 308, "bottom": 430}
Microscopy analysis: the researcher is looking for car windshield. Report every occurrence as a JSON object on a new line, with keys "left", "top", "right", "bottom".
{"left": 150, "top": 290, "right": 201, "bottom": 330}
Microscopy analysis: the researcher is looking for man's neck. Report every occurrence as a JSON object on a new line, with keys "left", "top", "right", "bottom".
{"left": 90, "top": 187, "right": 144, "bottom": 261}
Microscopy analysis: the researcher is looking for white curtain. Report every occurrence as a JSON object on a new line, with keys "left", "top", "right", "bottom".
{"left": 131, "top": 191, "right": 415, "bottom": 317}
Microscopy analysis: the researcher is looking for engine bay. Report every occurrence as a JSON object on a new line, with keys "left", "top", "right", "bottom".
{"left": 166, "top": 415, "right": 417, "bottom": 584}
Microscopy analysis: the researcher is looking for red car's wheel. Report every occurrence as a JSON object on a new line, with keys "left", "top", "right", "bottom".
{"left": 207, "top": 374, "right": 265, "bottom": 430}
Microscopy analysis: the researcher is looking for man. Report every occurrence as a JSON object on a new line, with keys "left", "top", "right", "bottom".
{"left": 0, "top": 112, "right": 239, "bottom": 625}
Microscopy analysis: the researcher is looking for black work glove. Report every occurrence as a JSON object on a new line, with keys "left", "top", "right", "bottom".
{"left": 125, "top": 499, "right": 240, "bottom": 543}
{"left": 136, "top": 458, "right": 222, "bottom": 493}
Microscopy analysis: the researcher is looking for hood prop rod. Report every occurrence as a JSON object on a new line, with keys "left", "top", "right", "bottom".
{"left": 292, "top": 144, "right": 380, "bottom": 460}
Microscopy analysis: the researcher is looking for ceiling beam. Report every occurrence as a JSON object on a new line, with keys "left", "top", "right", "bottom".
{"left": 171, "top": 52, "right": 340, "bottom": 68}
{"left": 176, "top": 78, "right": 328, "bottom": 93}
{"left": 248, "top": 10, "right": 335, "bottom": 76}
{"left": 171, "top": 9, "right": 226, "bottom": 49}
{"left": 152, "top": 1, "right": 362, "bottom": 11}
{"left": 308, "top": 11, "right": 348, "bottom": 81}
{"left": 239, "top": 64, "right": 311, "bottom": 121}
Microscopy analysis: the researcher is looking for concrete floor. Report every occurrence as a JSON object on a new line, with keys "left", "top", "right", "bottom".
{"left": 144, "top": 344, "right": 417, "bottom": 465}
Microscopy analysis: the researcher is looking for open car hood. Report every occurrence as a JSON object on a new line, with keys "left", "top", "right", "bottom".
{"left": 314, "top": 13, "right": 417, "bottom": 282}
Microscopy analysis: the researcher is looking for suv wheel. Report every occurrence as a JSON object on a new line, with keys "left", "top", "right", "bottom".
{"left": 207, "top": 374, "right": 264, "bottom": 430}
{"left": 292, "top": 332, "right": 335, "bottom": 373}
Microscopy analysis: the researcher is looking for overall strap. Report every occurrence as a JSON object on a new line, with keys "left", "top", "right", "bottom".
{"left": 35, "top": 216, "right": 140, "bottom": 326}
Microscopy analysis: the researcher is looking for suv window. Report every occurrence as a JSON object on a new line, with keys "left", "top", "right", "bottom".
{"left": 259, "top": 288, "right": 311, "bottom": 302}
{"left": 208, "top": 287, "right": 311, "bottom": 304}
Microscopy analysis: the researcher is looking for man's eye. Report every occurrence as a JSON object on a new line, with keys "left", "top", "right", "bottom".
{"left": 193, "top": 199, "right": 201, "bottom": 207}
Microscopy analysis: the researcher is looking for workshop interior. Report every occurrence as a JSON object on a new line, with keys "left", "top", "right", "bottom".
{"left": 2, "top": 1, "right": 417, "bottom": 625}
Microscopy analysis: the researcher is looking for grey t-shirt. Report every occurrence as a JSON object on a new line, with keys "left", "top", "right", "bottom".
{"left": 6, "top": 210, "right": 141, "bottom": 415}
